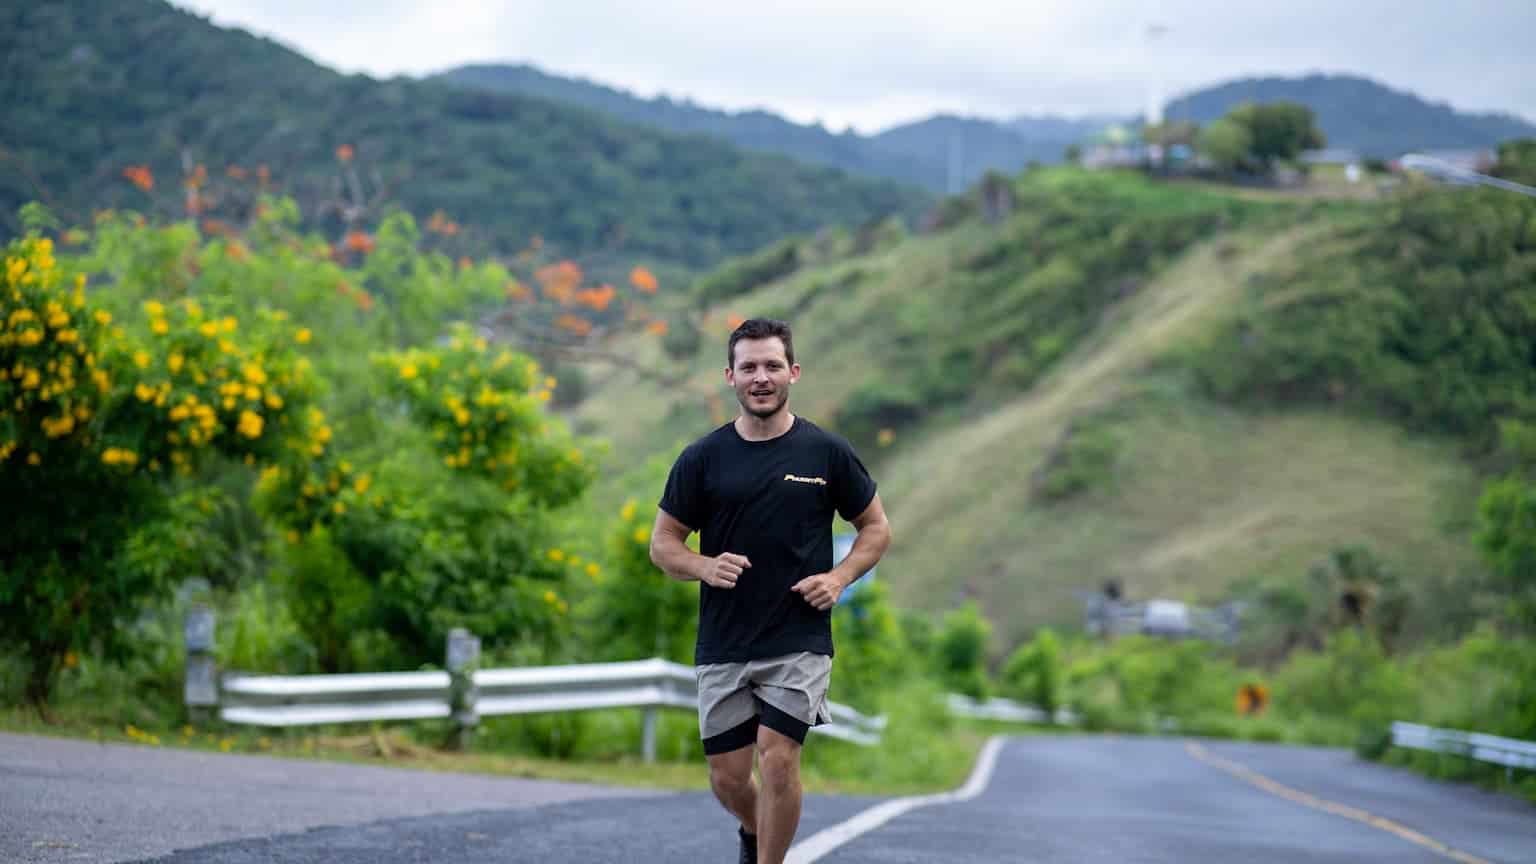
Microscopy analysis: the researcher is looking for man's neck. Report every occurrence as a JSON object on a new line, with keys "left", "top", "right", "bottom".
{"left": 735, "top": 410, "right": 795, "bottom": 442}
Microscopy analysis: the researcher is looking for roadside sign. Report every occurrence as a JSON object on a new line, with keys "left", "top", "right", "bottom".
{"left": 832, "top": 533, "right": 875, "bottom": 602}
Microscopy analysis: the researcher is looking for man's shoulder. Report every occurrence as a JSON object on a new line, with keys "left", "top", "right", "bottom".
{"left": 792, "top": 417, "right": 858, "bottom": 453}
{"left": 676, "top": 423, "right": 736, "bottom": 459}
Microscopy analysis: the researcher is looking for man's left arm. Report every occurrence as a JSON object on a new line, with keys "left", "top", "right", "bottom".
{"left": 792, "top": 494, "right": 892, "bottom": 611}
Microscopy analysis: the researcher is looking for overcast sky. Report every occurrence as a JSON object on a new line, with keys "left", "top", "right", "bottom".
{"left": 175, "top": 1, "right": 1535, "bottom": 134}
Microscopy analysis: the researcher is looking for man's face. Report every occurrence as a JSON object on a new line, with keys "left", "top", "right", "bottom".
{"left": 726, "top": 337, "right": 799, "bottom": 419}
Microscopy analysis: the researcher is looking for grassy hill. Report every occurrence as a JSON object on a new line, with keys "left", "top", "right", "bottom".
{"left": 569, "top": 168, "right": 1531, "bottom": 650}
{"left": 0, "top": 1, "right": 926, "bottom": 271}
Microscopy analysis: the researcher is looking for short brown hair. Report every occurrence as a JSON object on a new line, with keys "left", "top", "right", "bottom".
{"left": 727, "top": 318, "right": 794, "bottom": 368}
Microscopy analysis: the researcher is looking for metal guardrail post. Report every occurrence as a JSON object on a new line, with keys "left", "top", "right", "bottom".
{"left": 642, "top": 706, "right": 658, "bottom": 763}
{"left": 184, "top": 602, "right": 217, "bottom": 725}
{"left": 446, "top": 628, "right": 481, "bottom": 751}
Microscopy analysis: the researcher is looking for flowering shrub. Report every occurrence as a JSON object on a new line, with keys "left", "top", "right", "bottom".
{"left": 578, "top": 500, "right": 697, "bottom": 664}
{"left": 0, "top": 233, "right": 322, "bottom": 705}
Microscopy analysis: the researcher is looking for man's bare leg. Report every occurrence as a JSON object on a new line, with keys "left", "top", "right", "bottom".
{"left": 707, "top": 744, "right": 758, "bottom": 835}
{"left": 754, "top": 725, "right": 803, "bottom": 864}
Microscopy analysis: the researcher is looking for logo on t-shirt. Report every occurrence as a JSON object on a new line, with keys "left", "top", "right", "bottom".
{"left": 784, "top": 473, "right": 828, "bottom": 486}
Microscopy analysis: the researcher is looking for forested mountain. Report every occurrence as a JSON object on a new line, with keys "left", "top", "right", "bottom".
{"left": 1163, "top": 74, "right": 1536, "bottom": 156}
{"left": 0, "top": 1, "right": 927, "bottom": 270}
{"left": 438, "top": 63, "right": 937, "bottom": 189}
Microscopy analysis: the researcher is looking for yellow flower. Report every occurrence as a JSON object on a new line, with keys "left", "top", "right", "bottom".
{"left": 55, "top": 328, "right": 77, "bottom": 344}
{"left": 134, "top": 382, "right": 155, "bottom": 402}
{"left": 151, "top": 318, "right": 169, "bottom": 335}
{"left": 21, "top": 369, "right": 40, "bottom": 389}
{"left": 132, "top": 350, "right": 150, "bottom": 368}
{"left": 169, "top": 405, "right": 190, "bottom": 421}
{"left": 244, "top": 385, "right": 260, "bottom": 401}
{"left": 168, "top": 352, "right": 184, "bottom": 374}
{"left": 620, "top": 500, "right": 637, "bottom": 521}
{"left": 41, "top": 414, "right": 75, "bottom": 438}
{"left": 547, "top": 548, "right": 565, "bottom": 562}
{"left": 143, "top": 300, "right": 165, "bottom": 317}
{"left": 101, "top": 447, "right": 138, "bottom": 467}
{"left": 354, "top": 474, "right": 372, "bottom": 494}
{"left": 218, "top": 339, "right": 235, "bottom": 355}
{"left": 543, "top": 590, "right": 557, "bottom": 604}
{"left": 184, "top": 300, "right": 203, "bottom": 319}
{"left": 237, "top": 410, "right": 264, "bottom": 439}
{"left": 633, "top": 527, "right": 649, "bottom": 545}
{"left": 332, "top": 501, "right": 346, "bottom": 515}
{"left": 242, "top": 364, "right": 266, "bottom": 385}
{"left": 221, "top": 316, "right": 237, "bottom": 333}
{"left": 26, "top": 452, "right": 39, "bottom": 466}
{"left": 95, "top": 309, "right": 112, "bottom": 326}
{"left": 454, "top": 408, "right": 470, "bottom": 426}
{"left": 399, "top": 362, "right": 418, "bottom": 380}
{"left": 544, "top": 376, "right": 557, "bottom": 390}
{"left": 16, "top": 329, "right": 42, "bottom": 347}
{"left": 199, "top": 321, "right": 219, "bottom": 338}
{"left": 585, "top": 563, "right": 600, "bottom": 578}
{"left": 295, "top": 328, "right": 312, "bottom": 344}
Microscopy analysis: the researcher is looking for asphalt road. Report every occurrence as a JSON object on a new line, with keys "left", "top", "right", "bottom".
{"left": 3, "top": 731, "right": 1533, "bottom": 863}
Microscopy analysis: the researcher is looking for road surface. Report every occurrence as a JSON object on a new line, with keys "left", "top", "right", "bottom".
{"left": 3, "top": 731, "right": 1532, "bottom": 863}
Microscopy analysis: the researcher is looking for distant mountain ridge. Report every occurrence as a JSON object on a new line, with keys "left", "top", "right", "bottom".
{"left": 436, "top": 64, "right": 1090, "bottom": 191}
{"left": 1162, "top": 74, "right": 1536, "bottom": 157}
{"left": 441, "top": 65, "right": 1536, "bottom": 186}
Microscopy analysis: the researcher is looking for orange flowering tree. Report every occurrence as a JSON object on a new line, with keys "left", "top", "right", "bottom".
{"left": 0, "top": 232, "right": 326, "bottom": 706}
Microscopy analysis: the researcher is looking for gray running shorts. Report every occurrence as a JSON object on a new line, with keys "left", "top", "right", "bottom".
{"left": 696, "top": 651, "right": 832, "bottom": 753}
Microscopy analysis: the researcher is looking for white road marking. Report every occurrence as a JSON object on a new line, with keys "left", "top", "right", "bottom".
{"left": 786, "top": 736, "right": 1007, "bottom": 864}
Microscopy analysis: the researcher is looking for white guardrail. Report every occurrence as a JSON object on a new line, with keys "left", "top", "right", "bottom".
{"left": 219, "top": 658, "right": 897, "bottom": 760}
{"left": 217, "top": 656, "right": 1057, "bottom": 761}
{"left": 1390, "top": 721, "right": 1536, "bottom": 776}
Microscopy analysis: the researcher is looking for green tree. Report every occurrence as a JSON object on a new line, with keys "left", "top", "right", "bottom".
{"left": 1227, "top": 101, "right": 1327, "bottom": 171}
{"left": 932, "top": 600, "right": 993, "bottom": 700}
{"left": 1001, "top": 628, "right": 1063, "bottom": 714}
{"left": 1492, "top": 138, "right": 1536, "bottom": 186}
{"left": 1476, "top": 475, "right": 1536, "bottom": 629}
{"left": 1198, "top": 117, "right": 1255, "bottom": 173}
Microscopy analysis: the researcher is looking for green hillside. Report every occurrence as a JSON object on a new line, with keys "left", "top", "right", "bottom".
{"left": 0, "top": 1, "right": 926, "bottom": 271}
{"left": 572, "top": 168, "right": 1533, "bottom": 649}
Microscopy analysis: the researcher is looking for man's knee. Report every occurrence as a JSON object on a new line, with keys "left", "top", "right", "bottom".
{"left": 709, "top": 755, "right": 754, "bottom": 798}
{"left": 756, "top": 732, "right": 801, "bottom": 790}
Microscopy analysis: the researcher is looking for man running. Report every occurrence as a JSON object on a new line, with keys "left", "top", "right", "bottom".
{"left": 650, "top": 318, "right": 892, "bottom": 864}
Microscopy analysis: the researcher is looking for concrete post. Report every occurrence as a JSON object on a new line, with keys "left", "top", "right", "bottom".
{"left": 183, "top": 602, "right": 217, "bottom": 725}
{"left": 446, "top": 628, "right": 481, "bottom": 751}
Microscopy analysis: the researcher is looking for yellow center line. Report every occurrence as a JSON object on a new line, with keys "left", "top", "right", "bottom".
{"left": 1185, "top": 741, "right": 1491, "bottom": 864}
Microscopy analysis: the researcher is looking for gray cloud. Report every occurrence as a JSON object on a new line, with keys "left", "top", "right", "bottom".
{"left": 176, "top": 0, "right": 1536, "bottom": 133}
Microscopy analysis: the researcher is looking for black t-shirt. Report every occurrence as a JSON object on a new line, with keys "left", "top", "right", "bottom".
{"left": 658, "top": 416, "right": 877, "bottom": 665}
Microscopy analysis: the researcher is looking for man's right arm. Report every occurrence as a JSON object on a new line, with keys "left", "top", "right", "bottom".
{"left": 649, "top": 509, "right": 749, "bottom": 589}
